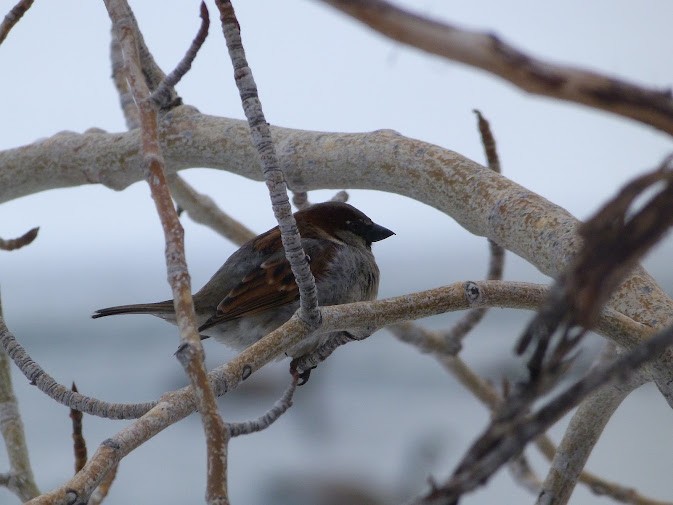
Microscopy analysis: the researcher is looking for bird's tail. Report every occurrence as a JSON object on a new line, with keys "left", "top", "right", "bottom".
{"left": 91, "top": 301, "right": 174, "bottom": 319}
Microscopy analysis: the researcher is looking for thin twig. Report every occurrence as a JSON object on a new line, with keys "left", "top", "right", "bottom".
{"left": 441, "top": 110, "right": 505, "bottom": 345}
{"left": 0, "top": 280, "right": 655, "bottom": 420}
{"left": 215, "top": 0, "right": 320, "bottom": 328}
{"left": 321, "top": 0, "right": 673, "bottom": 136}
{"left": 0, "top": 0, "right": 34, "bottom": 45}
{"left": 151, "top": 2, "right": 210, "bottom": 108}
{"left": 104, "top": 1, "right": 228, "bottom": 503}
{"left": 0, "top": 226, "right": 38, "bottom": 251}
{"left": 228, "top": 377, "right": 298, "bottom": 437}
{"left": 0, "top": 319, "right": 155, "bottom": 418}
{"left": 0, "top": 295, "right": 39, "bottom": 501}
{"left": 69, "top": 383, "right": 87, "bottom": 473}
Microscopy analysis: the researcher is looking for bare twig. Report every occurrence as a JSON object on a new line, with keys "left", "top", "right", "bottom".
{"left": 104, "top": 1, "right": 228, "bottom": 502}
{"left": 321, "top": 0, "right": 673, "bottom": 136}
{"left": 150, "top": 2, "right": 210, "bottom": 108}
{"left": 441, "top": 111, "right": 505, "bottom": 346}
{"left": 473, "top": 110, "right": 501, "bottom": 174}
{"left": 0, "top": 0, "right": 34, "bottom": 45}
{"left": 0, "top": 319, "right": 155, "bottom": 418}
{"left": 216, "top": 0, "right": 320, "bottom": 328}
{"left": 228, "top": 377, "right": 298, "bottom": 437}
{"left": 0, "top": 226, "right": 38, "bottom": 251}
{"left": 69, "top": 383, "right": 88, "bottom": 473}
{"left": 0, "top": 296, "right": 39, "bottom": 501}
{"left": 168, "top": 174, "right": 255, "bottom": 245}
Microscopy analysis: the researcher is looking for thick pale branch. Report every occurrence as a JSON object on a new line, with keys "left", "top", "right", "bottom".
{"left": 321, "top": 0, "right": 673, "bottom": 136}
{"left": 1, "top": 108, "right": 668, "bottom": 331}
{"left": 3, "top": 115, "right": 672, "bottom": 380}
{"left": 537, "top": 359, "right": 650, "bottom": 505}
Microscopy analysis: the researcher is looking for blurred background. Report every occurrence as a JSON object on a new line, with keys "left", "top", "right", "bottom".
{"left": 1, "top": 0, "right": 673, "bottom": 503}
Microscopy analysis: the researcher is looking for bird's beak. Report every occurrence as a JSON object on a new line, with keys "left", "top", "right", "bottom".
{"left": 366, "top": 223, "right": 395, "bottom": 243}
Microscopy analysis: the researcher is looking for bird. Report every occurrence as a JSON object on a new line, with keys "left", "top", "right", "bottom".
{"left": 92, "top": 201, "right": 394, "bottom": 362}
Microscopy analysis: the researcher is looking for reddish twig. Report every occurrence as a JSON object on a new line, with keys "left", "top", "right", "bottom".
{"left": 69, "top": 383, "right": 87, "bottom": 473}
{"left": 0, "top": 227, "right": 38, "bottom": 251}
{"left": 151, "top": 2, "right": 210, "bottom": 108}
{"left": 104, "top": 1, "right": 228, "bottom": 503}
{"left": 0, "top": 0, "right": 34, "bottom": 45}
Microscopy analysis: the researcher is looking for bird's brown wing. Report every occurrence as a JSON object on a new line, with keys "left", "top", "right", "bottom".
{"left": 199, "top": 237, "right": 336, "bottom": 331}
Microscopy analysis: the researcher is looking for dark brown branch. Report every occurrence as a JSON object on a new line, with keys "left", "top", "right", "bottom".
{"left": 0, "top": 0, "right": 34, "bottom": 45}
{"left": 69, "top": 383, "right": 87, "bottom": 473}
{"left": 321, "top": 0, "right": 673, "bottom": 136}
{"left": 0, "top": 227, "right": 38, "bottom": 251}
{"left": 421, "top": 321, "right": 673, "bottom": 505}
{"left": 518, "top": 157, "right": 673, "bottom": 379}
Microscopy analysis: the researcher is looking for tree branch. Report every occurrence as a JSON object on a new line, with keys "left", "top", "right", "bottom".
{"left": 0, "top": 298, "right": 39, "bottom": 502}
{"left": 215, "top": 0, "right": 320, "bottom": 329}
{"left": 104, "top": 1, "right": 228, "bottom": 502}
{"left": 320, "top": 0, "right": 673, "bottom": 136}
{"left": 419, "top": 321, "right": 673, "bottom": 505}
{"left": 0, "top": 226, "right": 38, "bottom": 251}
{"left": 0, "top": 0, "right": 34, "bottom": 46}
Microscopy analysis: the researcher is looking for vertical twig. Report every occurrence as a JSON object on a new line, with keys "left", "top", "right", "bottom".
{"left": 69, "top": 383, "right": 88, "bottom": 473}
{"left": 104, "top": 1, "right": 229, "bottom": 503}
{"left": 215, "top": 0, "right": 320, "bottom": 328}
{"left": 0, "top": 295, "right": 40, "bottom": 501}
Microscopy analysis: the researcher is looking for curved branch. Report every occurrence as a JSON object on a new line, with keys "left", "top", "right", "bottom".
{"left": 2, "top": 110, "right": 673, "bottom": 383}
{"left": 320, "top": 0, "right": 673, "bottom": 136}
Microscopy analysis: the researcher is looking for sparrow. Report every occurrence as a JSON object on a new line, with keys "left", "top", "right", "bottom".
{"left": 93, "top": 201, "right": 394, "bottom": 360}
